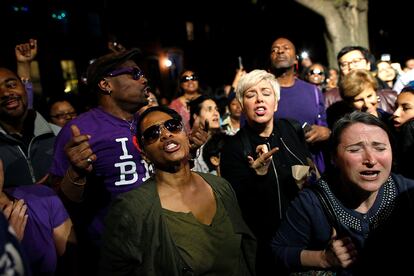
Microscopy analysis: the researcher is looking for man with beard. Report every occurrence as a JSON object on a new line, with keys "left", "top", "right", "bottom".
{"left": 0, "top": 68, "right": 76, "bottom": 275}
{"left": 269, "top": 37, "right": 331, "bottom": 173}
{"left": 50, "top": 49, "right": 209, "bottom": 273}
{"left": 0, "top": 67, "right": 55, "bottom": 187}
{"left": 51, "top": 49, "right": 151, "bottom": 201}
{"left": 49, "top": 49, "right": 152, "bottom": 273}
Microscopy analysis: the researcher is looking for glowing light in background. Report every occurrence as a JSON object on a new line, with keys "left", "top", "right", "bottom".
{"left": 164, "top": 58, "right": 172, "bottom": 67}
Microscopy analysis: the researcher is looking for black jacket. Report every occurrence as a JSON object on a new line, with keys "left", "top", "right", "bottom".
{"left": 0, "top": 111, "right": 55, "bottom": 187}
{"left": 220, "top": 118, "right": 311, "bottom": 275}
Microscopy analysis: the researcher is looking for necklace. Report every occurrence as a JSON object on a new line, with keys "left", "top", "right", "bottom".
{"left": 124, "top": 118, "right": 137, "bottom": 134}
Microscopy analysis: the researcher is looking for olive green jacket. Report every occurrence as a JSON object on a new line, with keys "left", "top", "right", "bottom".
{"left": 99, "top": 172, "right": 256, "bottom": 276}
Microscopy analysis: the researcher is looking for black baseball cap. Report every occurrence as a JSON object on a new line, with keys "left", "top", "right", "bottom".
{"left": 86, "top": 48, "right": 142, "bottom": 90}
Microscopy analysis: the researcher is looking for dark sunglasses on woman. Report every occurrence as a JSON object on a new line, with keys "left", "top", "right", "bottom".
{"left": 142, "top": 118, "right": 184, "bottom": 145}
{"left": 180, "top": 75, "right": 198, "bottom": 83}
{"left": 308, "top": 69, "right": 325, "bottom": 76}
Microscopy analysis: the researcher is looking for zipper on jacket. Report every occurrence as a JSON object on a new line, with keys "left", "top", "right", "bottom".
{"left": 279, "top": 137, "right": 305, "bottom": 165}
{"left": 16, "top": 137, "right": 38, "bottom": 183}
{"left": 269, "top": 137, "right": 306, "bottom": 220}
{"left": 267, "top": 142, "right": 282, "bottom": 220}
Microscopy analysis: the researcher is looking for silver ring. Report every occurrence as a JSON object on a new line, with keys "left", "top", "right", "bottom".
{"left": 86, "top": 158, "right": 93, "bottom": 164}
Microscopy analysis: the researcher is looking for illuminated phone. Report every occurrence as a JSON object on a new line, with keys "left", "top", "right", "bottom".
{"left": 381, "top": 54, "right": 391, "bottom": 62}
{"left": 302, "top": 122, "right": 312, "bottom": 133}
{"left": 238, "top": 56, "right": 243, "bottom": 69}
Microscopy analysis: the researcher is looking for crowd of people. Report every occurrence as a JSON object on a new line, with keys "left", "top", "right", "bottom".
{"left": 1, "top": 35, "right": 414, "bottom": 275}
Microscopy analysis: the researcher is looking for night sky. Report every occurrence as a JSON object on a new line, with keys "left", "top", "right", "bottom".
{"left": 0, "top": 0, "right": 412, "bottom": 101}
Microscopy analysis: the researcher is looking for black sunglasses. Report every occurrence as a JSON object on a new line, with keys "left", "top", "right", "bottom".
{"left": 308, "top": 69, "right": 325, "bottom": 76}
{"left": 50, "top": 111, "right": 77, "bottom": 120}
{"left": 107, "top": 67, "right": 144, "bottom": 80}
{"left": 180, "top": 74, "right": 198, "bottom": 83}
{"left": 142, "top": 118, "right": 183, "bottom": 145}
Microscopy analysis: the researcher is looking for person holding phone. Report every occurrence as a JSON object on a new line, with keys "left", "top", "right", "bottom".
{"left": 272, "top": 111, "right": 414, "bottom": 275}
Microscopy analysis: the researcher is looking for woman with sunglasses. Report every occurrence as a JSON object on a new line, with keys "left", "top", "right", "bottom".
{"left": 169, "top": 70, "right": 202, "bottom": 132}
{"left": 304, "top": 63, "right": 329, "bottom": 93}
{"left": 100, "top": 106, "right": 256, "bottom": 275}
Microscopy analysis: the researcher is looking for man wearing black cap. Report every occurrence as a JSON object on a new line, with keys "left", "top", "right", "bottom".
{"left": 49, "top": 49, "right": 152, "bottom": 272}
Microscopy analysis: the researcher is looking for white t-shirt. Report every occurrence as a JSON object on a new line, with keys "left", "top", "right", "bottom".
{"left": 393, "top": 68, "right": 414, "bottom": 93}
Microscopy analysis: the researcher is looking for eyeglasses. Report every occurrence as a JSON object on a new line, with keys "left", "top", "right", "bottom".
{"left": 107, "top": 67, "right": 144, "bottom": 80}
{"left": 50, "top": 111, "right": 77, "bottom": 120}
{"left": 339, "top": 57, "right": 366, "bottom": 69}
{"left": 141, "top": 118, "right": 183, "bottom": 145}
{"left": 180, "top": 75, "right": 198, "bottom": 83}
{"left": 308, "top": 69, "right": 325, "bottom": 76}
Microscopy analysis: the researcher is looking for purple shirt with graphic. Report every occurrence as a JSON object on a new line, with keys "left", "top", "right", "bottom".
{"left": 6, "top": 185, "right": 69, "bottom": 274}
{"left": 50, "top": 107, "right": 151, "bottom": 239}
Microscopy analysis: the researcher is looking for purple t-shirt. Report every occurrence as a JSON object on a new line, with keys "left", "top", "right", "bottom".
{"left": 5, "top": 185, "right": 69, "bottom": 274}
{"left": 50, "top": 107, "right": 151, "bottom": 197}
{"left": 275, "top": 78, "right": 327, "bottom": 127}
{"left": 50, "top": 107, "right": 151, "bottom": 240}
{"left": 275, "top": 79, "right": 327, "bottom": 173}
